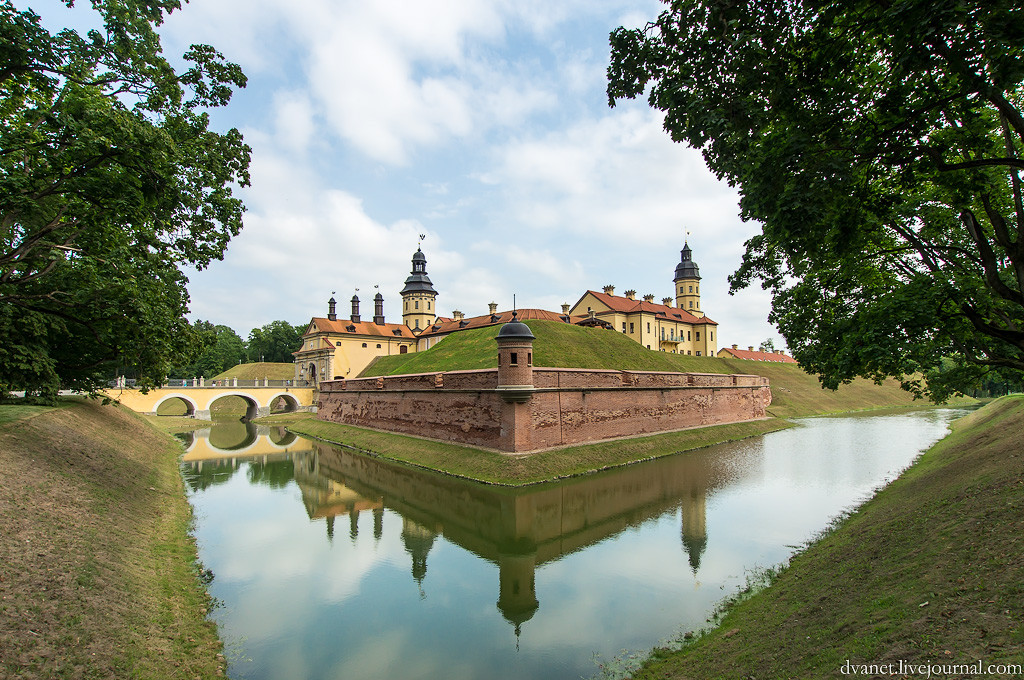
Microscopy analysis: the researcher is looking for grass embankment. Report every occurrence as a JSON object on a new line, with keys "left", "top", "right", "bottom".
{"left": 287, "top": 416, "right": 788, "bottom": 485}
{"left": 363, "top": 320, "right": 942, "bottom": 419}
{"left": 629, "top": 396, "right": 1024, "bottom": 679}
{"left": 304, "top": 320, "right": 963, "bottom": 484}
{"left": 211, "top": 361, "right": 293, "bottom": 381}
{"left": 0, "top": 399, "right": 224, "bottom": 679}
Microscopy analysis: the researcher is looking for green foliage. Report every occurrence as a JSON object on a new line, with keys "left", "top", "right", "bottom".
{"left": 608, "top": 0, "right": 1024, "bottom": 401}
{"left": 246, "top": 320, "right": 305, "bottom": 364}
{"left": 0, "top": 0, "right": 250, "bottom": 399}
{"left": 171, "top": 321, "right": 245, "bottom": 378}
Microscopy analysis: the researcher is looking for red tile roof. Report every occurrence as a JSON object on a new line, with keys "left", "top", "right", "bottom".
{"left": 579, "top": 290, "right": 718, "bottom": 325}
{"left": 307, "top": 317, "right": 418, "bottom": 339}
{"left": 718, "top": 347, "right": 797, "bottom": 363}
{"left": 419, "top": 308, "right": 569, "bottom": 337}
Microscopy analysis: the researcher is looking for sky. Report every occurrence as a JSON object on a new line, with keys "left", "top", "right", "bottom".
{"left": 35, "top": 0, "right": 782, "bottom": 349}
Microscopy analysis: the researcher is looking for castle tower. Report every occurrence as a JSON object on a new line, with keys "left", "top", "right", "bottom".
{"left": 495, "top": 312, "right": 535, "bottom": 402}
{"left": 495, "top": 312, "right": 536, "bottom": 452}
{"left": 674, "top": 242, "right": 703, "bottom": 317}
{"left": 401, "top": 247, "right": 438, "bottom": 332}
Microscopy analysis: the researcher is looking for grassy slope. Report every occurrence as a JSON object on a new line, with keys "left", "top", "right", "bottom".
{"left": 631, "top": 396, "right": 1024, "bottom": 679}
{"left": 0, "top": 399, "right": 224, "bottom": 679}
{"left": 364, "top": 320, "right": 938, "bottom": 417}
{"left": 287, "top": 416, "right": 789, "bottom": 485}
{"left": 212, "top": 361, "right": 294, "bottom": 380}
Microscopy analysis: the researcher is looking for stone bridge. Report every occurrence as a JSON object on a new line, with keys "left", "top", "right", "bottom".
{"left": 107, "top": 385, "right": 316, "bottom": 420}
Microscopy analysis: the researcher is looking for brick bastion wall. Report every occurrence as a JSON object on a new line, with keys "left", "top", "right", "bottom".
{"left": 316, "top": 367, "right": 772, "bottom": 453}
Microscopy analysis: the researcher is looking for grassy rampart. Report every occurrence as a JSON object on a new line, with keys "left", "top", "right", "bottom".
{"left": 0, "top": 399, "right": 224, "bottom": 679}
{"left": 211, "top": 361, "right": 294, "bottom": 381}
{"left": 285, "top": 415, "right": 789, "bottom": 485}
{"left": 627, "top": 396, "right": 1024, "bottom": 679}
{"left": 363, "top": 320, "right": 939, "bottom": 418}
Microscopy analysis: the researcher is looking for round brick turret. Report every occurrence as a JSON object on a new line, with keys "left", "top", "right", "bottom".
{"left": 495, "top": 312, "right": 535, "bottom": 402}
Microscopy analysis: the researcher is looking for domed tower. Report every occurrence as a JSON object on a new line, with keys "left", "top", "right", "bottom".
{"left": 674, "top": 242, "right": 703, "bottom": 317}
{"left": 495, "top": 312, "right": 535, "bottom": 402}
{"left": 401, "top": 247, "right": 438, "bottom": 332}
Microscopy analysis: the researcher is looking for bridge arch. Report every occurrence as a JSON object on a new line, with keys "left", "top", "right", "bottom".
{"left": 267, "top": 392, "right": 301, "bottom": 414}
{"left": 153, "top": 394, "right": 200, "bottom": 417}
{"left": 204, "top": 392, "right": 262, "bottom": 421}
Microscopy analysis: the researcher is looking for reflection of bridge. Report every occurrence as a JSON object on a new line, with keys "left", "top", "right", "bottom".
{"left": 106, "top": 385, "right": 316, "bottom": 420}
{"left": 179, "top": 423, "right": 312, "bottom": 462}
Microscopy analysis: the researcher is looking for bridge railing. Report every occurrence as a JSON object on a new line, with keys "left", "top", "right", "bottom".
{"left": 108, "top": 378, "right": 314, "bottom": 389}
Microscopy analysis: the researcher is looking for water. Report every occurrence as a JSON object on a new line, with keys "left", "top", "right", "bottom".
{"left": 179, "top": 409, "right": 969, "bottom": 680}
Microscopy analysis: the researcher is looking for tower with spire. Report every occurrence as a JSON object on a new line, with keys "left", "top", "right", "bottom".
{"left": 401, "top": 237, "right": 438, "bottom": 332}
{"left": 674, "top": 241, "right": 703, "bottom": 317}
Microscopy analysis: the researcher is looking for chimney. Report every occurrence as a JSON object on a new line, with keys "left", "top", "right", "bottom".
{"left": 350, "top": 295, "right": 361, "bottom": 323}
{"left": 603, "top": 285, "right": 615, "bottom": 295}
{"left": 561, "top": 303, "right": 570, "bottom": 315}
{"left": 624, "top": 289, "right": 636, "bottom": 300}
{"left": 643, "top": 294, "right": 655, "bottom": 302}
{"left": 732, "top": 344, "right": 738, "bottom": 349}
{"left": 453, "top": 310, "right": 464, "bottom": 321}
{"left": 748, "top": 346, "right": 755, "bottom": 352}
{"left": 488, "top": 302, "right": 498, "bottom": 315}
{"left": 328, "top": 297, "right": 337, "bottom": 321}
{"left": 662, "top": 297, "right": 673, "bottom": 306}
{"left": 373, "top": 293, "right": 385, "bottom": 325}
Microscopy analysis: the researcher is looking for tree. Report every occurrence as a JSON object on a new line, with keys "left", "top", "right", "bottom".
{"left": 246, "top": 320, "right": 305, "bottom": 364}
{"left": 758, "top": 339, "right": 776, "bottom": 354}
{"left": 0, "top": 0, "right": 250, "bottom": 399}
{"left": 608, "top": 0, "right": 1024, "bottom": 400}
{"left": 171, "top": 321, "right": 245, "bottom": 378}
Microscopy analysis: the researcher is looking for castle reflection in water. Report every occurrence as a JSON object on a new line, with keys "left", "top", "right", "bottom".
{"left": 180, "top": 423, "right": 743, "bottom": 636}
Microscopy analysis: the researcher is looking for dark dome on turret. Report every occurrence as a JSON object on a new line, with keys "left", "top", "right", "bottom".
{"left": 674, "top": 242, "right": 701, "bottom": 281}
{"left": 400, "top": 247, "right": 438, "bottom": 295}
{"left": 496, "top": 311, "right": 535, "bottom": 340}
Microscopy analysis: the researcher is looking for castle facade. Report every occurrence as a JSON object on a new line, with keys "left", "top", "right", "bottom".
{"left": 294, "top": 239, "right": 720, "bottom": 384}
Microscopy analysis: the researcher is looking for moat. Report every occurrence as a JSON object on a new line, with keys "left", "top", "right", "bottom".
{"left": 179, "top": 408, "right": 969, "bottom": 680}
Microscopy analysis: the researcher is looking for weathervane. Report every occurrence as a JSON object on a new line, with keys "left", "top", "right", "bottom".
{"left": 419, "top": 233, "right": 426, "bottom": 248}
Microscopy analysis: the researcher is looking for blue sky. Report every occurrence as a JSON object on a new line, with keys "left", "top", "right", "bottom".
{"left": 36, "top": 0, "right": 782, "bottom": 349}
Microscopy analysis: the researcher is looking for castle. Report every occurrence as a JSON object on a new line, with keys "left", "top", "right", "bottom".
{"left": 293, "top": 238, "right": 720, "bottom": 385}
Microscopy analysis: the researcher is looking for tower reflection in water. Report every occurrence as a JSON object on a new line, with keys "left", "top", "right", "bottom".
{"left": 182, "top": 425, "right": 731, "bottom": 639}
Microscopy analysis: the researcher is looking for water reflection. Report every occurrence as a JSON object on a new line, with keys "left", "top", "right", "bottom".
{"left": 181, "top": 408, "right": 969, "bottom": 680}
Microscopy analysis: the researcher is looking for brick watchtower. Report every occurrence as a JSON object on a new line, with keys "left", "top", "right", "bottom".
{"left": 495, "top": 311, "right": 535, "bottom": 403}
{"left": 495, "top": 311, "right": 535, "bottom": 452}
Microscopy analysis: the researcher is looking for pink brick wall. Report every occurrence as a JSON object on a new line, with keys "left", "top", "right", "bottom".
{"left": 317, "top": 368, "right": 771, "bottom": 452}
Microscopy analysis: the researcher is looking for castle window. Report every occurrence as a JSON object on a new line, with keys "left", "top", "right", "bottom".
{"left": 689, "top": 301, "right": 694, "bottom": 308}
{"left": 687, "top": 330, "right": 691, "bottom": 341}
{"left": 687, "top": 350, "right": 692, "bottom": 355}
{"left": 415, "top": 319, "right": 420, "bottom": 329}
{"left": 622, "top": 323, "right": 626, "bottom": 333}
{"left": 696, "top": 331, "right": 700, "bottom": 341}
{"left": 415, "top": 301, "right": 419, "bottom": 309}
{"left": 376, "top": 344, "right": 382, "bottom": 348}
{"left": 710, "top": 331, "right": 714, "bottom": 341}
{"left": 510, "top": 352, "right": 518, "bottom": 366}
{"left": 400, "top": 345, "right": 408, "bottom": 354}
{"left": 646, "top": 322, "right": 650, "bottom": 332}
{"left": 629, "top": 323, "right": 634, "bottom": 334}
{"left": 689, "top": 285, "right": 693, "bottom": 293}
{"left": 528, "top": 352, "right": 532, "bottom": 366}
{"left": 696, "top": 351, "right": 702, "bottom": 356}
{"left": 362, "top": 343, "right": 367, "bottom": 348}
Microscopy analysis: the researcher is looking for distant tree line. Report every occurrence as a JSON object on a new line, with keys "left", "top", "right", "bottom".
{"left": 168, "top": 320, "right": 305, "bottom": 379}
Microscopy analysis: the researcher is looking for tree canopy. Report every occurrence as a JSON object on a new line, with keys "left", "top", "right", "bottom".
{"left": 1, "top": 0, "right": 250, "bottom": 399}
{"left": 608, "top": 0, "right": 1024, "bottom": 400}
{"left": 246, "top": 320, "right": 305, "bottom": 364}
